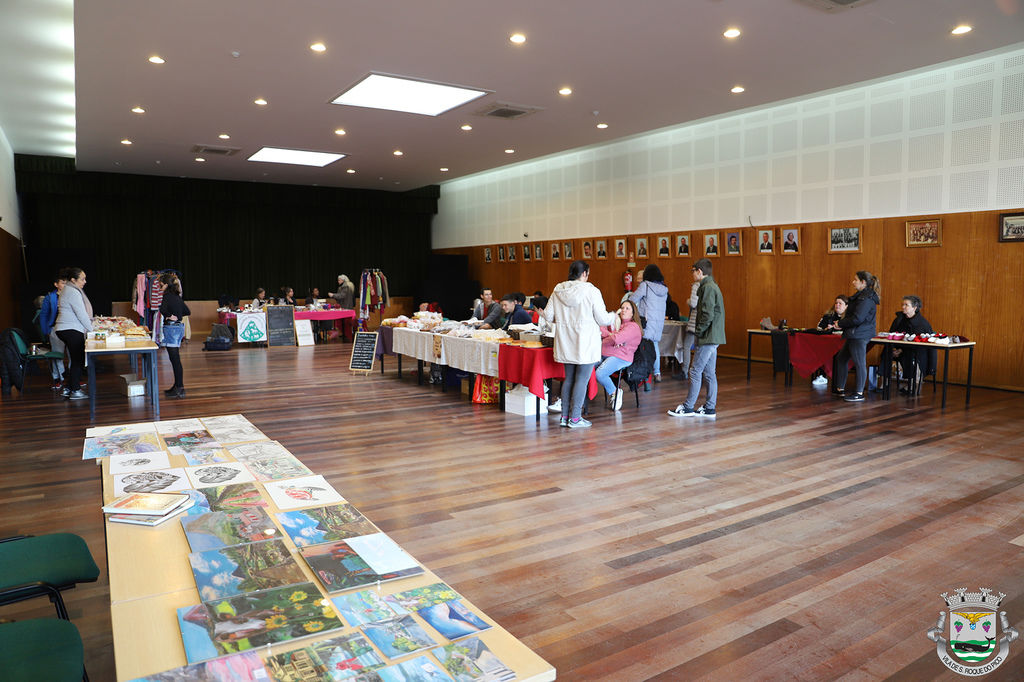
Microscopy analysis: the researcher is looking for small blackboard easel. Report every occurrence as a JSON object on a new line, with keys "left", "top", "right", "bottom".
{"left": 267, "top": 305, "right": 296, "bottom": 346}
{"left": 349, "top": 331, "right": 378, "bottom": 374}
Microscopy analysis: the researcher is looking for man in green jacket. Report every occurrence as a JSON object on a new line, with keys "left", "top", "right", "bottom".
{"left": 669, "top": 258, "right": 724, "bottom": 418}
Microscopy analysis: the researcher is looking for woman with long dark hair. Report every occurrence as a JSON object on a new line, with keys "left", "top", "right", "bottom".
{"left": 829, "top": 271, "right": 880, "bottom": 402}
{"left": 542, "top": 260, "right": 616, "bottom": 427}
{"left": 53, "top": 267, "right": 92, "bottom": 400}
{"left": 630, "top": 263, "right": 669, "bottom": 383}
{"left": 159, "top": 273, "right": 191, "bottom": 398}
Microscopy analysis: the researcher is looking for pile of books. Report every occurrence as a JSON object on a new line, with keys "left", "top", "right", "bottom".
{"left": 103, "top": 492, "right": 194, "bottom": 526}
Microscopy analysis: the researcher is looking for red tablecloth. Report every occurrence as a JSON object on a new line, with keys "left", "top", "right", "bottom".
{"left": 788, "top": 332, "right": 847, "bottom": 378}
{"left": 498, "top": 345, "right": 598, "bottom": 400}
{"left": 219, "top": 309, "right": 355, "bottom": 323}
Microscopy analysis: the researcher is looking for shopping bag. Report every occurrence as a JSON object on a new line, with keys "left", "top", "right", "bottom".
{"left": 471, "top": 375, "right": 499, "bottom": 404}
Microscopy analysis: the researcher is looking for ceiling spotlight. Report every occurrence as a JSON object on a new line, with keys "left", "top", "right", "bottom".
{"left": 218, "top": 133, "right": 230, "bottom": 140}
{"left": 596, "top": 123, "right": 609, "bottom": 129}
{"left": 346, "top": 169, "right": 356, "bottom": 174}
{"left": 951, "top": 25, "right": 972, "bottom": 35}
{"left": 195, "top": 157, "right": 205, "bottom": 162}
{"left": 393, "top": 150, "right": 403, "bottom": 156}
{"left": 148, "top": 55, "right": 165, "bottom": 64}
{"left": 439, "top": 167, "right": 449, "bottom": 172}
{"left": 310, "top": 42, "right": 327, "bottom": 52}
{"left": 120, "top": 139, "right": 132, "bottom": 145}
{"left": 731, "top": 85, "right": 745, "bottom": 93}
{"left": 723, "top": 28, "right": 741, "bottom": 39}
{"left": 460, "top": 124, "right": 473, "bottom": 131}
{"left": 558, "top": 87, "right": 573, "bottom": 96}
{"left": 509, "top": 33, "right": 526, "bottom": 44}
{"left": 131, "top": 106, "right": 145, "bottom": 114}
{"left": 334, "top": 128, "right": 346, "bottom": 135}
{"left": 504, "top": 148, "right": 515, "bottom": 154}
{"left": 254, "top": 98, "right": 268, "bottom": 106}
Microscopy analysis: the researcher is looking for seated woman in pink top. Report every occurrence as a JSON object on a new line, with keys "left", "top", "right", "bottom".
{"left": 596, "top": 300, "right": 643, "bottom": 411}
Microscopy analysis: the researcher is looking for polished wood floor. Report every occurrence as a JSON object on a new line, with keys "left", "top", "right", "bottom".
{"left": 1, "top": 341, "right": 1022, "bottom": 681}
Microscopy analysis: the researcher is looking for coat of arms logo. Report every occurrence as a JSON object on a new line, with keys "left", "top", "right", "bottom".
{"left": 926, "top": 587, "right": 1018, "bottom": 675}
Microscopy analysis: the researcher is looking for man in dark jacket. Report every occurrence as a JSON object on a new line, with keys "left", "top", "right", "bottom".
{"left": 500, "top": 294, "right": 533, "bottom": 330}
{"left": 669, "top": 258, "right": 724, "bottom": 418}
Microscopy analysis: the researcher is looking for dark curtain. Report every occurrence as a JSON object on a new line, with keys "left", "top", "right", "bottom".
{"left": 15, "top": 155, "right": 437, "bottom": 313}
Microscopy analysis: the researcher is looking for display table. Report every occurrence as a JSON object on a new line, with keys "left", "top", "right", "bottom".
{"left": 659, "top": 320, "right": 690, "bottom": 364}
{"left": 498, "top": 345, "right": 599, "bottom": 422}
{"left": 872, "top": 336, "right": 975, "bottom": 408}
{"left": 219, "top": 308, "right": 356, "bottom": 323}
{"left": 441, "top": 334, "right": 500, "bottom": 377}
{"left": 85, "top": 338, "right": 160, "bottom": 420}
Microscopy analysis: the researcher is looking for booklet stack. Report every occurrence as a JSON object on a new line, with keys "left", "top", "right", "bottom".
{"left": 103, "top": 492, "right": 194, "bottom": 526}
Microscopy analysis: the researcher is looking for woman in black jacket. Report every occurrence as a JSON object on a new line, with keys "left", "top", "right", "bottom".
{"left": 887, "top": 295, "right": 935, "bottom": 393}
{"left": 159, "top": 273, "right": 191, "bottom": 398}
{"left": 828, "top": 271, "right": 880, "bottom": 402}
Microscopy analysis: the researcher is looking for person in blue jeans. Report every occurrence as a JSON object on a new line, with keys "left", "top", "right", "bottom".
{"left": 828, "top": 271, "right": 880, "bottom": 402}
{"left": 596, "top": 300, "right": 643, "bottom": 411}
{"left": 158, "top": 273, "right": 191, "bottom": 398}
{"left": 668, "top": 258, "right": 724, "bottom": 419}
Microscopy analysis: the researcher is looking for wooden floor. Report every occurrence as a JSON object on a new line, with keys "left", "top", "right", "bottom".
{"left": 1, "top": 341, "right": 1022, "bottom": 681}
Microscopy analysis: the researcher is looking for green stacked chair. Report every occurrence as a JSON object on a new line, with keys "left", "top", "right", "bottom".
{"left": 0, "top": 534, "right": 100, "bottom": 620}
{"left": 0, "top": 618, "right": 88, "bottom": 681}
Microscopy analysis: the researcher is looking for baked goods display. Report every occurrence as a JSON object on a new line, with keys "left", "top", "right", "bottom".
{"left": 92, "top": 316, "right": 149, "bottom": 337}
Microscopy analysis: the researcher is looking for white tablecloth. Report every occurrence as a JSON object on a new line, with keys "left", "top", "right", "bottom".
{"left": 659, "top": 320, "right": 691, "bottom": 363}
{"left": 441, "top": 335, "right": 500, "bottom": 377}
{"left": 392, "top": 327, "right": 445, "bottom": 363}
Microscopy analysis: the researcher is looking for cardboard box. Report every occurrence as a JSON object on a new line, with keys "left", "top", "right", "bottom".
{"left": 504, "top": 384, "right": 548, "bottom": 416}
{"left": 461, "top": 377, "right": 473, "bottom": 396}
{"left": 119, "top": 373, "right": 146, "bottom": 397}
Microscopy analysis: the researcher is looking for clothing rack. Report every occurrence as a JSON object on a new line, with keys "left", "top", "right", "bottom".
{"left": 357, "top": 268, "right": 389, "bottom": 332}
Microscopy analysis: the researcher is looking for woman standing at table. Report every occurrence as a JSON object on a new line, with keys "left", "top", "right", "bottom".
{"left": 829, "top": 271, "right": 880, "bottom": 402}
{"left": 159, "top": 273, "right": 190, "bottom": 398}
{"left": 597, "top": 300, "right": 642, "bottom": 411}
{"left": 54, "top": 267, "right": 92, "bottom": 400}
{"left": 543, "top": 260, "right": 616, "bottom": 428}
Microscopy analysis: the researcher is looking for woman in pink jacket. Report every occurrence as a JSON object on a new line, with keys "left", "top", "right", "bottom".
{"left": 596, "top": 300, "right": 643, "bottom": 411}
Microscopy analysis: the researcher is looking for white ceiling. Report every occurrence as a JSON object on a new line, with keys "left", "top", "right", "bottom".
{"left": 1, "top": 0, "right": 1022, "bottom": 192}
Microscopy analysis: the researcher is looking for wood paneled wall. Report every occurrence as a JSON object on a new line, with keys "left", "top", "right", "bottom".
{"left": 0, "top": 228, "right": 21, "bottom": 331}
{"left": 436, "top": 208, "right": 1024, "bottom": 391}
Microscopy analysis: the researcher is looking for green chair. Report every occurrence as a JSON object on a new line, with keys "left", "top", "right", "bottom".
{"left": 0, "top": 618, "right": 88, "bottom": 681}
{"left": 0, "top": 534, "right": 100, "bottom": 620}
{"left": 9, "top": 328, "right": 64, "bottom": 390}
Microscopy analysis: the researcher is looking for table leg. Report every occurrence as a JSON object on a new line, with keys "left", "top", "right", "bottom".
{"left": 499, "top": 380, "right": 506, "bottom": 411}
{"left": 397, "top": 355, "right": 402, "bottom": 378}
{"left": 535, "top": 396, "right": 540, "bottom": 424}
{"left": 882, "top": 348, "right": 891, "bottom": 400}
{"left": 88, "top": 360, "right": 97, "bottom": 421}
{"left": 965, "top": 346, "right": 974, "bottom": 406}
{"left": 380, "top": 355, "right": 384, "bottom": 375}
{"left": 417, "top": 360, "right": 423, "bottom": 385}
{"left": 441, "top": 366, "right": 447, "bottom": 393}
{"left": 941, "top": 348, "right": 950, "bottom": 409}
{"left": 746, "top": 331, "right": 752, "bottom": 381}
{"left": 150, "top": 351, "right": 160, "bottom": 419}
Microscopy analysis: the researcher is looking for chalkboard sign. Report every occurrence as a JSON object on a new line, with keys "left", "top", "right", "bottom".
{"left": 349, "top": 331, "right": 378, "bottom": 373}
{"left": 266, "top": 305, "right": 296, "bottom": 346}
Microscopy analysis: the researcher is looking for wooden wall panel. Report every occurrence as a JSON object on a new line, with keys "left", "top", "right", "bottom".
{"left": 0, "top": 228, "right": 20, "bottom": 330}
{"left": 437, "top": 208, "right": 1024, "bottom": 391}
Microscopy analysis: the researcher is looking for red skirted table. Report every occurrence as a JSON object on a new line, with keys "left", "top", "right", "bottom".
{"left": 498, "top": 344, "right": 598, "bottom": 422}
{"left": 788, "top": 332, "right": 847, "bottom": 379}
{"left": 218, "top": 309, "right": 356, "bottom": 323}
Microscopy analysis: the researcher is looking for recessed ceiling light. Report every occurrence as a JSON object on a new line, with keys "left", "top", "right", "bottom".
{"left": 334, "top": 128, "right": 346, "bottom": 135}
{"left": 558, "top": 87, "right": 573, "bottom": 96}
{"left": 310, "top": 42, "right": 327, "bottom": 52}
{"left": 723, "top": 28, "right": 741, "bottom": 38}
{"left": 951, "top": 25, "right": 972, "bottom": 35}
{"left": 346, "top": 169, "right": 356, "bottom": 174}
{"left": 148, "top": 55, "right": 165, "bottom": 64}
{"left": 504, "top": 148, "right": 515, "bottom": 154}
{"left": 460, "top": 124, "right": 473, "bottom": 131}
{"left": 131, "top": 106, "right": 145, "bottom": 114}
{"left": 731, "top": 85, "right": 745, "bottom": 93}
{"left": 254, "top": 98, "right": 268, "bottom": 106}
{"left": 120, "top": 139, "right": 132, "bottom": 145}
{"left": 439, "top": 167, "right": 449, "bottom": 172}
{"left": 331, "top": 73, "right": 489, "bottom": 116}
{"left": 218, "top": 133, "right": 230, "bottom": 140}
{"left": 393, "top": 150, "right": 403, "bottom": 156}
{"left": 596, "top": 123, "right": 609, "bottom": 129}
{"left": 509, "top": 33, "right": 526, "bottom": 44}
{"left": 247, "top": 147, "right": 346, "bottom": 167}
{"left": 195, "top": 157, "right": 205, "bottom": 162}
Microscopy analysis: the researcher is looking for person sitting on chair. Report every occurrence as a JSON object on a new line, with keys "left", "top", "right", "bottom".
{"left": 596, "top": 300, "right": 642, "bottom": 412}
{"left": 887, "top": 295, "right": 934, "bottom": 394}
{"left": 500, "top": 294, "right": 533, "bottom": 330}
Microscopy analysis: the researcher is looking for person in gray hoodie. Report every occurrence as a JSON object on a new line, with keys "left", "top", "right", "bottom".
{"left": 630, "top": 264, "right": 669, "bottom": 382}
{"left": 54, "top": 267, "right": 93, "bottom": 400}
{"left": 543, "top": 260, "right": 617, "bottom": 428}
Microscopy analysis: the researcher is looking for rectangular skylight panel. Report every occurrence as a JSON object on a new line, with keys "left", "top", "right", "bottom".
{"left": 247, "top": 147, "right": 345, "bottom": 167}
{"left": 331, "top": 73, "right": 488, "bottom": 116}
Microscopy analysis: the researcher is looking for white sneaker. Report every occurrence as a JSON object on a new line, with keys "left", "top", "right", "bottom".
{"left": 812, "top": 375, "right": 828, "bottom": 386}
{"left": 613, "top": 390, "right": 623, "bottom": 411}
{"left": 548, "top": 398, "right": 562, "bottom": 413}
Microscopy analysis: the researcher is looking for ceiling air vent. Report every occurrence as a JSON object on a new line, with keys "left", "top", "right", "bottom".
{"left": 797, "top": 0, "right": 875, "bottom": 10}
{"left": 191, "top": 144, "right": 241, "bottom": 156}
{"left": 475, "top": 102, "right": 543, "bottom": 120}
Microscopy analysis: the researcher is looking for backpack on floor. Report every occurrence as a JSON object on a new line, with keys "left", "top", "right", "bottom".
{"left": 202, "top": 336, "right": 232, "bottom": 351}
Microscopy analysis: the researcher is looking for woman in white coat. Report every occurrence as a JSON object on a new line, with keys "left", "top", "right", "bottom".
{"left": 543, "top": 260, "right": 617, "bottom": 428}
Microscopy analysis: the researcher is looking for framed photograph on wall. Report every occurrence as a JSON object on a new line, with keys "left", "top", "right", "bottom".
{"left": 498, "top": 245, "right": 506, "bottom": 262}
{"left": 581, "top": 240, "right": 594, "bottom": 259}
{"left": 534, "top": 243, "right": 543, "bottom": 261}
{"left": 829, "top": 226, "right": 861, "bottom": 253}
{"left": 780, "top": 227, "right": 801, "bottom": 254}
{"left": 484, "top": 247, "right": 493, "bottom": 263}
{"left": 507, "top": 244, "right": 516, "bottom": 262}
{"left": 676, "top": 234, "right": 691, "bottom": 257}
{"left": 655, "top": 235, "right": 672, "bottom": 257}
{"left": 906, "top": 219, "right": 941, "bottom": 247}
{"left": 756, "top": 229, "right": 774, "bottom": 254}
{"left": 595, "top": 240, "right": 608, "bottom": 259}
{"left": 614, "top": 238, "right": 627, "bottom": 258}
{"left": 703, "top": 232, "right": 721, "bottom": 257}
{"left": 550, "top": 242, "right": 561, "bottom": 261}
{"left": 635, "top": 237, "right": 649, "bottom": 259}
{"left": 725, "top": 231, "right": 742, "bottom": 256}
{"left": 522, "top": 244, "right": 531, "bottom": 261}
{"left": 563, "top": 241, "right": 574, "bottom": 260}
{"left": 999, "top": 212, "right": 1024, "bottom": 242}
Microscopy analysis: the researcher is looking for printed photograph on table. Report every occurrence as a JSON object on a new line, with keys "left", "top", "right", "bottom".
{"left": 182, "top": 448, "right": 233, "bottom": 466}
{"left": 433, "top": 637, "right": 515, "bottom": 682}
{"left": 332, "top": 589, "right": 402, "bottom": 626}
{"left": 298, "top": 539, "right": 423, "bottom": 593}
{"left": 635, "top": 237, "right": 649, "bottom": 259}
{"left": 563, "top": 241, "right": 574, "bottom": 259}
{"left": 377, "top": 655, "right": 449, "bottom": 681}
{"left": 675, "top": 233, "right": 691, "bottom": 256}
{"left": 385, "top": 582, "right": 460, "bottom": 611}
{"left": 906, "top": 219, "right": 942, "bottom": 247}
{"left": 360, "top": 615, "right": 437, "bottom": 659}
{"left": 184, "top": 483, "right": 268, "bottom": 516}
{"left": 497, "top": 246, "right": 505, "bottom": 262}
{"left": 264, "top": 632, "right": 385, "bottom": 682}
{"left": 595, "top": 239, "right": 608, "bottom": 259}
{"left": 188, "top": 539, "right": 305, "bottom": 601}
{"left": 264, "top": 474, "right": 345, "bottom": 510}
{"left": 781, "top": 227, "right": 801, "bottom": 253}
{"left": 155, "top": 417, "right": 206, "bottom": 434}
{"left": 276, "top": 503, "right": 377, "bottom": 547}
{"left": 181, "top": 507, "right": 279, "bottom": 551}
{"left": 999, "top": 212, "right": 1024, "bottom": 242}
{"left": 656, "top": 235, "right": 672, "bottom": 257}
{"left": 522, "top": 244, "right": 530, "bottom": 261}
{"left": 483, "top": 247, "right": 492, "bottom": 264}
{"left": 533, "top": 243, "right": 543, "bottom": 261}
{"left": 703, "top": 232, "right": 721, "bottom": 257}
{"left": 83, "top": 432, "right": 163, "bottom": 459}
{"left": 507, "top": 245, "right": 516, "bottom": 262}
{"left": 200, "top": 415, "right": 267, "bottom": 445}
{"left": 114, "top": 468, "right": 190, "bottom": 496}
{"left": 614, "top": 238, "right": 627, "bottom": 258}
{"left": 416, "top": 599, "right": 491, "bottom": 640}
{"left": 581, "top": 239, "right": 593, "bottom": 259}
{"left": 108, "top": 450, "right": 171, "bottom": 475}
{"left": 186, "top": 462, "right": 256, "bottom": 489}
{"left": 228, "top": 441, "right": 312, "bottom": 482}
{"left": 126, "top": 650, "right": 268, "bottom": 682}
{"left": 756, "top": 229, "right": 774, "bottom": 254}
{"left": 164, "top": 430, "right": 219, "bottom": 454}
{"left": 829, "top": 226, "right": 861, "bottom": 253}
{"left": 177, "top": 582, "right": 343, "bottom": 663}
{"left": 725, "top": 231, "right": 742, "bottom": 255}
{"left": 550, "top": 242, "right": 560, "bottom": 260}
{"left": 85, "top": 421, "right": 156, "bottom": 437}
{"left": 344, "top": 532, "right": 419, "bottom": 574}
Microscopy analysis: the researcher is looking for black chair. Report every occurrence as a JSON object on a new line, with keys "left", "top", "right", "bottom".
{"left": 0, "top": 534, "right": 100, "bottom": 621}
{"left": 609, "top": 340, "right": 656, "bottom": 409}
